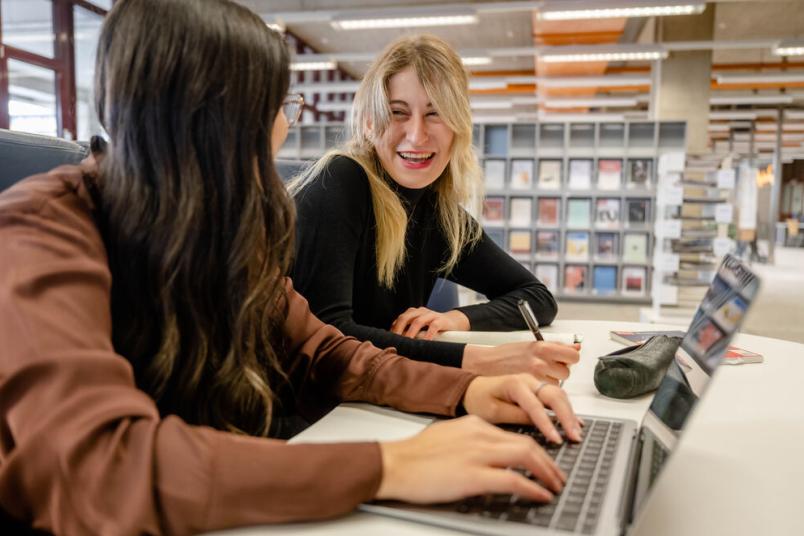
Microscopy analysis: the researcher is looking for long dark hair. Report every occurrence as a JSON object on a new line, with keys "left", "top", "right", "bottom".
{"left": 93, "top": 0, "right": 294, "bottom": 436}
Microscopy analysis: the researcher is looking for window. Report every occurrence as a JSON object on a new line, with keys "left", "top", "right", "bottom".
{"left": 8, "top": 59, "right": 57, "bottom": 136}
{"left": 0, "top": 0, "right": 112, "bottom": 139}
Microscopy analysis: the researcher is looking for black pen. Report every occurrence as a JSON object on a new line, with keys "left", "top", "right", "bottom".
{"left": 517, "top": 299, "right": 544, "bottom": 341}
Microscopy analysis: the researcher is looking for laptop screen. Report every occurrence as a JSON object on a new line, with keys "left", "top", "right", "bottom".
{"left": 632, "top": 254, "right": 760, "bottom": 513}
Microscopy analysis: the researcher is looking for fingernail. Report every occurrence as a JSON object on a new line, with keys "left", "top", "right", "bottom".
{"left": 551, "top": 431, "right": 563, "bottom": 444}
{"left": 572, "top": 426, "right": 582, "bottom": 440}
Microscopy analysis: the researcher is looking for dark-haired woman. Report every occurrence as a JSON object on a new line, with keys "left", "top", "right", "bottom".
{"left": 0, "top": 0, "right": 581, "bottom": 533}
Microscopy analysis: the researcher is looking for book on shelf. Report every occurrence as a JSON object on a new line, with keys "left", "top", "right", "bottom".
{"left": 509, "top": 197, "right": 532, "bottom": 226}
{"left": 609, "top": 331, "right": 763, "bottom": 365}
{"left": 535, "top": 230, "right": 560, "bottom": 256}
{"left": 483, "top": 159, "right": 506, "bottom": 190}
{"left": 535, "top": 264, "right": 558, "bottom": 294}
{"left": 621, "top": 266, "right": 647, "bottom": 295}
{"left": 486, "top": 228, "right": 505, "bottom": 249}
{"left": 568, "top": 159, "right": 593, "bottom": 190}
{"left": 510, "top": 159, "right": 534, "bottom": 190}
{"left": 595, "top": 232, "right": 619, "bottom": 258}
{"left": 563, "top": 265, "right": 588, "bottom": 293}
{"left": 482, "top": 196, "right": 505, "bottom": 224}
{"left": 508, "top": 230, "right": 532, "bottom": 254}
{"left": 681, "top": 219, "right": 718, "bottom": 237}
{"left": 681, "top": 203, "right": 717, "bottom": 219}
{"left": 566, "top": 198, "right": 591, "bottom": 228}
{"left": 537, "top": 197, "right": 560, "bottom": 226}
{"left": 565, "top": 231, "right": 590, "bottom": 259}
{"left": 597, "top": 159, "right": 622, "bottom": 190}
{"left": 593, "top": 265, "right": 618, "bottom": 295}
{"left": 623, "top": 233, "right": 648, "bottom": 263}
{"left": 627, "top": 159, "right": 652, "bottom": 189}
{"left": 538, "top": 159, "right": 562, "bottom": 190}
{"left": 626, "top": 198, "right": 650, "bottom": 227}
{"left": 672, "top": 237, "right": 714, "bottom": 254}
{"left": 595, "top": 198, "right": 621, "bottom": 229}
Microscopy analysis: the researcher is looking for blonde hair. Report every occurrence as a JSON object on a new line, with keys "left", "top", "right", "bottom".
{"left": 289, "top": 34, "right": 483, "bottom": 287}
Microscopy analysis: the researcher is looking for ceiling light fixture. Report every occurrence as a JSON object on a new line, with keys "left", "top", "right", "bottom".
{"left": 470, "top": 100, "right": 514, "bottom": 110}
{"left": 543, "top": 97, "right": 639, "bottom": 108}
{"left": 540, "top": 45, "right": 667, "bottom": 63}
{"left": 538, "top": 1, "right": 705, "bottom": 21}
{"left": 461, "top": 56, "right": 493, "bottom": 66}
{"left": 773, "top": 40, "right": 804, "bottom": 57}
{"left": 289, "top": 61, "right": 337, "bottom": 71}
{"left": 332, "top": 8, "right": 477, "bottom": 30}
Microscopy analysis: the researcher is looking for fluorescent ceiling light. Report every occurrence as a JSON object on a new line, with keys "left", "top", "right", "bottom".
{"left": 471, "top": 114, "right": 517, "bottom": 123}
{"left": 470, "top": 100, "right": 514, "bottom": 110}
{"left": 468, "top": 79, "right": 508, "bottom": 90}
{"left": 540, "top": 45, "right": 667, "bottom": 63}
{"left": 710, "top": 94, "right": 794, "bottom": 105}
{"left": 773, "top": 40, "right": 804, "bottom": 57}
{"left": 543, "top": 97, "right": 639, "bottom": 108}
{"left": 539, "top": 2, "right": 705, "bottom": 21}
{"left": 332, "top": 9, "right": 477, "bottom": 30}
{"left": 716, "top": 72, "right": 804, "bottom": 84}
{"left": 289, "top": 61, "right": 337, "bottom": 71}
{"left": 462, "top": 56, "right": 492, "bottom": 66}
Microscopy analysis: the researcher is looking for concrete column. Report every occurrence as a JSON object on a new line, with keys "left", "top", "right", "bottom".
{"left": 651, "top": 6, "right": 715, "bottom": 155}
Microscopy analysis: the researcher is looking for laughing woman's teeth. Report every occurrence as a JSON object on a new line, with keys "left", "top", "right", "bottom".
{"left": 399, "top": 152, "right": 434, "bottom": 163}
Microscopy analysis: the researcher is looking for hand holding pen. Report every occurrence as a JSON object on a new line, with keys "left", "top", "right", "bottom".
{"left": 517, "top": 300, "right": 581, "bottom": 386}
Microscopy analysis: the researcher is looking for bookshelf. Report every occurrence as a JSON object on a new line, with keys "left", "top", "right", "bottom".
{"left": 643, "top": 155, "right": 736, "bottom": 324}
{"left": 278, "top": 120, "right": 687, "bottom": 304}
{"left": 475, "top": 120, "right": 686, "bottom": 303}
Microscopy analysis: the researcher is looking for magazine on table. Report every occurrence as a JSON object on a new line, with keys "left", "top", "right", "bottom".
{"left": 609, "top": 330, "right": 763, "bottom": 364}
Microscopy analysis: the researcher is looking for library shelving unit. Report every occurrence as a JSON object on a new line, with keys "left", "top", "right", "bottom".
{"left": 475, "top": 120, "right": 686, "bottom": 303}
{"left": 643, "top": 156, "right": 736, "bottom": 324}
{"left": 277, "top": 123, "right": 347, "bottom": 159}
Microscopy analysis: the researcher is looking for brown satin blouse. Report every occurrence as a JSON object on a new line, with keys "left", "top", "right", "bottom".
{"left": 0, "top": 165, "right": 476, "bottom": 535}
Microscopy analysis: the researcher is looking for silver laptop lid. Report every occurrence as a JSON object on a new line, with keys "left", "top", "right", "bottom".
{"left": 634, "top": 254, "right": 760, "bottom": 508}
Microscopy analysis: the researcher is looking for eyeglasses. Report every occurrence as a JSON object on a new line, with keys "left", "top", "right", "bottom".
{"left": 282, "top": 93, "right": 304, "bottom": 126}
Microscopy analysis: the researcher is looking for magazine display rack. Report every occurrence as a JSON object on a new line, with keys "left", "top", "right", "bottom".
{"left": 475, "top": 121, "right": 686, "bottom": 303}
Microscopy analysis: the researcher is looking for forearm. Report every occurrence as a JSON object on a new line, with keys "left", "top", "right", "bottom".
{"left": 457, "top": 282, "right": 557, "bottom": 330}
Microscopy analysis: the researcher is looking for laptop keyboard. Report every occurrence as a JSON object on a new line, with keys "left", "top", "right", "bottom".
{"left": 452, "top": 418, "right": 622, "bottom": 534}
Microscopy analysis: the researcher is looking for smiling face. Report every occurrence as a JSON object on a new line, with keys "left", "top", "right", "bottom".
{"left": 374, "top": 67, "right": 455, "bottom": 190}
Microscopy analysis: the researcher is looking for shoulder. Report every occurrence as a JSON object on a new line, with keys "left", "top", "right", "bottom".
{"left": 0, "top": 164, "right": 102, "bottom": 253}
{"left": 294, "top": 155, "right": 372, "bottom": 215}
{"left": 0, "top": 164, "right": 96, "bottom": 223}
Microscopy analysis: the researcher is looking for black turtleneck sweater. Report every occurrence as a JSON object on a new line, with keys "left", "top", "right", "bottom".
{"left": 291, "top": 156, "right": 558, "bottom": 368}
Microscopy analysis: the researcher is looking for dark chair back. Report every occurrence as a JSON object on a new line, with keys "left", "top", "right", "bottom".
{"left": 0, "top": 129, "right": 88, "bottom": 192}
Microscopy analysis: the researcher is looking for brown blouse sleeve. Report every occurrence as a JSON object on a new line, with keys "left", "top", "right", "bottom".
{"left": 0, "top": 170, "right": 473, "bottom": 535}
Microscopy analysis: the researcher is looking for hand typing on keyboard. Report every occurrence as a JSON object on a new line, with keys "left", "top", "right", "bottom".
{"left": 375, "top": 374, "right": 584, "bottom": 506}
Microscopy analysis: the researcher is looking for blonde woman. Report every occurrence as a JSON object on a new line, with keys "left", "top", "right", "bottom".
{"left": 291, "top": 35, "right": 579, "bottom": 382}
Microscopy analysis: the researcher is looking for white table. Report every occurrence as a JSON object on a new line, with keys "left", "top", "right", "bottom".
{"left": 210, "top": 320, "right": 804, "bottom": 536}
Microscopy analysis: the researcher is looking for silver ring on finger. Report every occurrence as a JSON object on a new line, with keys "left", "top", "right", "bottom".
{"left": 534, "top": 381, "right": 548, "bottom": 398}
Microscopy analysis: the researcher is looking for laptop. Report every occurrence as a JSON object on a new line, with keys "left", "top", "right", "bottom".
{"left": 360, "top": 254, "right": 760, "bottom": 535}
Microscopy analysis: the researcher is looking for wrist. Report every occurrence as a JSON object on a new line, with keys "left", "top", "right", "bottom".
{"left": 445, "top": 309, "right": 471, "bottom": 331}
{"left": 376, "top": 440, "right": 405, "bottom": 500}
{"left": 461, "top": 344, "right": 492, "bottom": 372}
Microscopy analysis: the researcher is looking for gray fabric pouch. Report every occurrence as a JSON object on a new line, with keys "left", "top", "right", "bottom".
{"left": 593, "top": 335, "right": 683, "bottom": 399}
